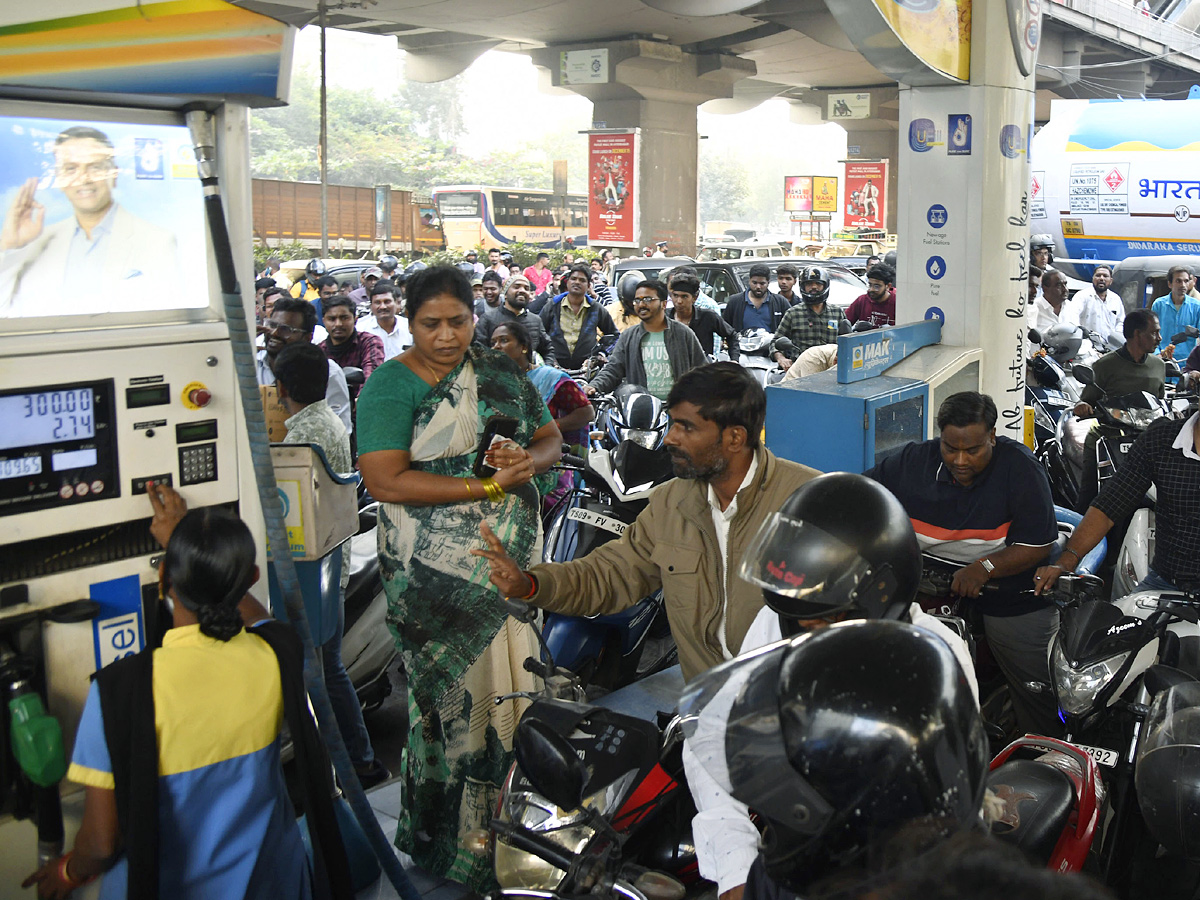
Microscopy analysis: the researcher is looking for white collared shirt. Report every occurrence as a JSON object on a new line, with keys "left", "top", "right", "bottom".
{"left": 1172, "top": 411, "right": 1200, "bottom": 461}
{"left": 707, "top": 454, "right": 759, "bottom": 660}
{"left": 360, "top": 314, "right": 411, "bottom": 360}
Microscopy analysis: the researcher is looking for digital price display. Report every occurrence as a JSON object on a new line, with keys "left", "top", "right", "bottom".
{"left": 0, "top": 388, "right": 94, "bottom": 451}
{"left": 0, "top": 456, "right": 43, "bottom": 480}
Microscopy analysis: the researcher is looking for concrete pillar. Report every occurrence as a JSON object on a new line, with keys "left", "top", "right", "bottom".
{"left": 893, "top": 0, "right": 1038, "bottom": 437}
{"left": 530, "top": 41, "right": 754, "bottom": 253}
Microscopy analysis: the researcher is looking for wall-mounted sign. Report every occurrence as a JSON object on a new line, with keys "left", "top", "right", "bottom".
{"left": 828, "top": 92, "right": 872, "bottom": 120}
{"left": 561, "top": 49, "right": 609, "bottom": 85}
{"left": 844, "top": 161, "right": 888, "bottom": 230}
{"left": 587, "top": 130, "right": 638, "bottom": 247}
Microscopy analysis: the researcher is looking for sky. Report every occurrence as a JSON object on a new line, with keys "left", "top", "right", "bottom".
{"left": 291, "top": 26, "right": 850, "bottom": 231}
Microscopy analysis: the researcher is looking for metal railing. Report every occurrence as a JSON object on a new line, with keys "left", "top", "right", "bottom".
{"left": 1049, "top": 0, "right": 1200, "bottom": 54}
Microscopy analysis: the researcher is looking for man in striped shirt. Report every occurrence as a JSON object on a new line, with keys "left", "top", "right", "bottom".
{"left": 865, "top": 391, "right": 1060, "bottom": 735}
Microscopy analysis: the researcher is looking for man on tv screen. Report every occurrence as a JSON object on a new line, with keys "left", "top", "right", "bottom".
{"left": 0, "top": 125, "right": 180, "bottom": 316}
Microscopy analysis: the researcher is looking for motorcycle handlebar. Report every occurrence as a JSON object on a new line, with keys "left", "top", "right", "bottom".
{"left": 561, "top": 454, "right": 588, "bottom": 469}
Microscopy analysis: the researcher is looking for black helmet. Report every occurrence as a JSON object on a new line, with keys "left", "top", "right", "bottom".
{"left": 798, "top": 266, "right": 830, "bottom": 304}
{"left": 500, "top": 250, "right": 514, "bottom": 262}
{"left": 305, "top": 259, "right": 327, "bottom": 277}
{"left": 379, "top": 254, "right": 399, "bottom": 272}
{"left": 456, "top": 261, "right": 476, "bottom": 275}
{"left": 883, "top": 249, "right": 897, "bottom": 269}
{"left": 404, "top": 260, "right": 428, "bottom": 276}
{"left": 739, "top": 472, "right": 921, "bottom": 629}
{"left": 679, "top": 620, "right": 987, "bottom": 897}
{"left": 1136, "top": 681, "right": 1200, "bottom": 859}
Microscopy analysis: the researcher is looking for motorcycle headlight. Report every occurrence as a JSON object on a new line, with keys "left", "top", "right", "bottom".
{"left": 619, "top": 427, "right": 662, "bottom": 449}
{"left": 1107, "top": 407, "right": 1160, "bottom": 428}
{"left": 1033, "top": 403, "right": 1056, "bottom": 435}
{"left": 1052, "top": 643, "right": 1130, "bottom": 717}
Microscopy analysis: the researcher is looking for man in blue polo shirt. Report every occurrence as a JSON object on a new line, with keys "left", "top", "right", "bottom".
{"left": 865, "top": 391, "right": 1060, "bottom": 736}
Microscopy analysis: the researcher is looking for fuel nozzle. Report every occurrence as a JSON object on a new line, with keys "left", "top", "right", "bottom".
{"left": 184, "top": 108, "right": 219, "bottom": 183}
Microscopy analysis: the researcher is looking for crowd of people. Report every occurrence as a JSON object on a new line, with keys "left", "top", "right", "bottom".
{"left": 33, "top": 237, "right": 1200, "bottom": 900}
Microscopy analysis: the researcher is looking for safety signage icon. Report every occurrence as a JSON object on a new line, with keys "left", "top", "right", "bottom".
{"left": 927, "top": 204, "right": 948, "bottom": 228}
{"left": 926, "top": 256, "right": 947, "bottom": 280}
{"left": 948, "top": 115, "right": 971, "bottom": 156}
{"left": 925, "top": 306, "right": 945, "bottom": 322}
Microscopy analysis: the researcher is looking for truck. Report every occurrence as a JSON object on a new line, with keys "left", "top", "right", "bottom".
{"left": 251, "top": 178, "right": 445, "bottom": 256}
{"left": 1029, "top": 95, "right": 1200, "bottom": 280}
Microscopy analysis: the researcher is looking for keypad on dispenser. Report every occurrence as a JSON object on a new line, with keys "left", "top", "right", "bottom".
{"left": 178, "top": 443, "right": 218, "bottom": 485}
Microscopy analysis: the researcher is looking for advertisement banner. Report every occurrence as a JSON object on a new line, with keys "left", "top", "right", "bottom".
{"left": 869, "top": 0, "right": 971, "bottom": 82}
{"left": 783, "top": 176, "right": 813, "bottom": 212}
{"left": 844, "top": 161, "right": 888, "bottom": 230}
{"left": 813, "top": 176, "right": 839, "bottom": 212}
{"left": 588, "top": 131, "right": 638, "bottom": 247}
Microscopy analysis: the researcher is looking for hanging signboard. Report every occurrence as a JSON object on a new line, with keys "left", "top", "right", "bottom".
{"left": 588, "top": 130, "right": 639, "bottom": 247}
{"left": 844, "top": 161, "right": 888, "bottom": 230}
{"left": 813, "top": 176, "right": 839, "bottom": 212}
{"left": 783, "top": 176, "right": 813, "bottom": 212}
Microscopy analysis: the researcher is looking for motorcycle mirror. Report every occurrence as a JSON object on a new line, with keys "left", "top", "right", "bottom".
{"left": 1027, "top": 328, "right": 1042, "bottom": 345}
{"left": 852, "top": 320, "right": 875, "bottom": 332}
{"left": 342, "top": 366, "right": 365, "bottom": 386}
{"left": 1170, "top": 331, "right": 1194, "bottom": 345}
{"left": 514, "top": 718, "right": 588, "bottom": 812}
{"left": 1166, "top": 361, "right": 1182, "bottom": 379}
{"left": 1187, "top": 326, "right": 1200, "bottom": 339}
{"left": 837, "top": 318, "right": 851, "bottom": 335}
{"left": 1073, "top": 364, "right": 1096, "bottom": 386}
{"left": 773, "top": 336, "right": 796, "bottom": 355}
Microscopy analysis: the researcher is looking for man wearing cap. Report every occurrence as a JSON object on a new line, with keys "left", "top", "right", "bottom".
{"left": 653, "top": 241, "right": 668, "bottom": 258}
{"left": 347, "top": 265, "right": 382, "bottom": 314}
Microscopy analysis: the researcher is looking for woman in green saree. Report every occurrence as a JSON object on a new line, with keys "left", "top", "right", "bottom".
{"left": 356, "top": 266, "right": 562, "bottom": 889}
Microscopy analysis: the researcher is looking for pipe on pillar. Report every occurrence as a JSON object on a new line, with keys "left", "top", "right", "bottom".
{"left": 319, "top": 0, "right": 329, "bottom": 258}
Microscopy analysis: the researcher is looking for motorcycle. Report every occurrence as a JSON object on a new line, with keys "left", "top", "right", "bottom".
{"left": 470, "top": 600, "right": 697, "bottom": 900}
{"left": 1027, "top": 328, "right": 1083, "bottom": 455}
{"left": 1043, "top": 583, "right": 1200, "bottom": 896}
{"left": 541, "top": 386, "right": 678, "bottom": 694}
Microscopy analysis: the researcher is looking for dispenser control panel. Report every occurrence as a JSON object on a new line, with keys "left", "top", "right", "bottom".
{"left": 0, "top": 339, "right": 241, "bottom": 543}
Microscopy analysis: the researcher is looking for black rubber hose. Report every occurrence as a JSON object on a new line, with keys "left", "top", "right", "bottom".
{"left": 185, "top": 109, "right": 419, "bottom": 900}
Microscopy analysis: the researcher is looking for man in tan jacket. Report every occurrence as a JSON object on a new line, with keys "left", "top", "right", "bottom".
{"left": 475, "top": 362, "right": 820, "bottom": 681}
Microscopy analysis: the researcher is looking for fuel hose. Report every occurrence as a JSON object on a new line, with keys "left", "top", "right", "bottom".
{"left": 185, "top": 108, "right": 419, "bottom": 900}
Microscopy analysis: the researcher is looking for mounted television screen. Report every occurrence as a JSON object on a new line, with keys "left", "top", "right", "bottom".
{"left": 0, "top": 107, "right": 209, "bottom": 319}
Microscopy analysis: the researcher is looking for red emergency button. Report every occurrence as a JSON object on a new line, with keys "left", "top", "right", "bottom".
{"left": 188, "top": 388, "right": 212, "bottom": 408}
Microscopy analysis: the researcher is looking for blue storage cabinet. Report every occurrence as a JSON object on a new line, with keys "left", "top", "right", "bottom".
{"left": 765, "top": 369, "right": 929, "bottom": 474}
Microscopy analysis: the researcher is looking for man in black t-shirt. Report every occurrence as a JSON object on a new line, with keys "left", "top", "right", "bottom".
{"left": 866, "top": 391, "right": 1060, "bottom": 736}
{"left": 667, "top": 270, "right": 738, "bottom": 359}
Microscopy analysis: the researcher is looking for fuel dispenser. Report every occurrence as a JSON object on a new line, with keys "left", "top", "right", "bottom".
{"left": 765, "top": 320, "right": 984, "bottom": 473}
{"left": 0, "top": 1, "right": 297, "bottom": 884}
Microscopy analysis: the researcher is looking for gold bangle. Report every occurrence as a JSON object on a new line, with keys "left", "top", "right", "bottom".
{"left": 463, "top": 478, "right": 475, "bottom": 500}
{"left": 482, "top": 477, "right": 505, "bottom": 502}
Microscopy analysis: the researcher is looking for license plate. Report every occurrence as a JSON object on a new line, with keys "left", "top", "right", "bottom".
{"left": 567, "top": 506, "right": 627, "bottom": 536}
{"left": 1075, "top": 743, "right": 1119, "bottom": 767}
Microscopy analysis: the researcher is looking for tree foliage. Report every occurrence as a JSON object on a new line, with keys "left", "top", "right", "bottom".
{"left": 252, "top": 67, "right": 555, "bottom": 193}
{"left": 698, "top": 151, "right": 751, "bottom": 223}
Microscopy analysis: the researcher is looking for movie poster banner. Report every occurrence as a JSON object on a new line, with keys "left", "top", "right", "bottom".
{"left": 813, "top": 176, "right": 839, "bottom": 213}
{"left": 783, "top": 176, "right": 813, "bottom": 212}
{"left": 588, "top": 130, "right": 638, "bottom": 247}
{"left": 844, "top": 161, "right": 888, "bottom": 230}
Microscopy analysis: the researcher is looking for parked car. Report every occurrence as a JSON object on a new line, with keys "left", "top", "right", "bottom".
{"left": 275, "top": 258, "right": 379, "bottom": 292}
{"left": 696, "top": 240, "right": 787, "bottom": 261}
{"left": 601, "top": 255, "right": 696, "bottom": 300}
{"left": 687, "top": 257, "right": 867, "bottom": 309}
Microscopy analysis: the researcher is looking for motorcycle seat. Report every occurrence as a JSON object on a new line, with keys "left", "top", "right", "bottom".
{"left": 345, "top": 531, "right": 381, "bottom": 613}
{"left": 986, "top": 758, "right": 1075, "bottom": 864}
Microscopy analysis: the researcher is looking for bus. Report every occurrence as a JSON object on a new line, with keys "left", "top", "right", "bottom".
{"left": 431, "top": 185, "right": 588, "bottom": 250}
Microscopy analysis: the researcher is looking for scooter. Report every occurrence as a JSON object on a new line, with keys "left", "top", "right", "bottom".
{"left": 736, "top": 329, "right": 792, "bottom": 387}
{"left": 1027, "top": 328, "right": 1083, "bottom": 455}
{"left": 540, "top": 388, "right": 677, "bottom": 694}
{"left": 469, "top": 600, "right": 697, "bottom": 900}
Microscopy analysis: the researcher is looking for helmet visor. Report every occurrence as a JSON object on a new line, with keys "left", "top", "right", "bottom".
{"left": 678, "top": 637, "right": 834, "bottom": 835}
{"left": 739, "top": 513, "right": 875, "bottom": 611}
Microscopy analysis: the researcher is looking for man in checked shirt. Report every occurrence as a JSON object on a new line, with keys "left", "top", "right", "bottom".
{"left": 1035, "top": 408, "right": 1200, "bottom": 595}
